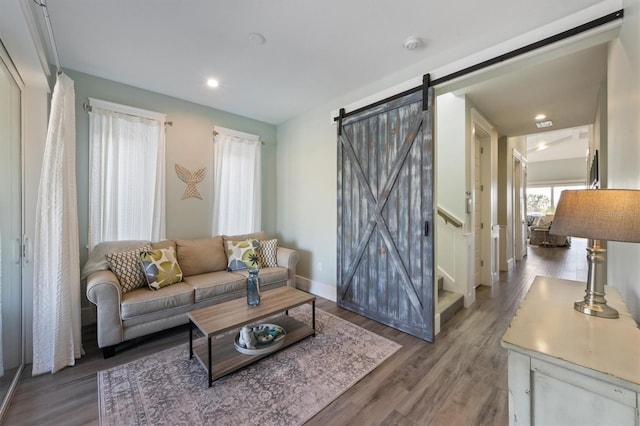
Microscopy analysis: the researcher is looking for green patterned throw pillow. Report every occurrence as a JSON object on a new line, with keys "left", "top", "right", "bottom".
{"left": 259, "top": 238, "right": 278, "bottom": 268}
{"left": 139, "top": 246, "right": 183, "bottom": 290}
{"left": 226, "top": 239, "right": 262, "bottom": 271}
{"left": 106, "top": 245, "right": 152, "bottom": 293}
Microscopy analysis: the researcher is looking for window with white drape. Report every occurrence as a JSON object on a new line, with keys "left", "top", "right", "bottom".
{"left": 212, "top": 126, "right": 261, "bottom": 235}
{"left": 88, "top": 98, "right": 166, "bottom": 249}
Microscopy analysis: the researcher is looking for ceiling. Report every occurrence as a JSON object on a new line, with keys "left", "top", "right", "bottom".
{"left": 28, "top": 0, "right": 613, "bottom": 128}
{"left": 526, "top": 126, "right": 591, "bottom": 163}
{"left": 459, "top": 43, "right": 607, "bottom": 163}
{"left": 462, "top": 44, "right": 607, "bottom": 138}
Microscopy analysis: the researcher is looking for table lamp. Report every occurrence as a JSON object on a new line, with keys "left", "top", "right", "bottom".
{"left": 549, "top": 189, "right": 640, "bottom": 319}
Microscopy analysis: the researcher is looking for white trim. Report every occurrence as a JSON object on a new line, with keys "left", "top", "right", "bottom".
{"left": 436, "top": 267, "right": 456, "bottom": 291}
{"left": 330, "top": 0, "right": 622, "bottom": 121}
{"left": 18, "top": 0, "right": 51, "bottom": 80}
{"left": 506, "top": 258, "right": 515, "bottom": 272}
{"left": 88, "top": 97, "right": 166, "bottom": 123}
{"left": 528, "top": 179, "right": 588, "bottom": 187}
{"left": 471, "top": 108, "right": 494, "bottom": 134}
{"left": 513, "top": 148, "right": 526, "bottom": 163}
{"left": 0, "top": 41, "right": 24, "bottom": 89}
{"left": 294, "top": 276, "right": 336, "bottom": 302}
{"left": 214, "top": 125, "right": 259, "bottom": 141}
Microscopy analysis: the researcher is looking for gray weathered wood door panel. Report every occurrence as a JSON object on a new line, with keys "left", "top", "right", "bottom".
{"left": 337, "top": 88, "right": 434, "bottom": 342}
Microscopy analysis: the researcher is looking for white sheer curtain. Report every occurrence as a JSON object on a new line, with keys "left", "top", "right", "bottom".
{"left": 88, "top": 98, "right": 166, "bottom": 249}
{"left": 212, "top": 126, "right": 261, "bottom": 235}
{"left": 32, "top": 73, "right": 82, "bottom": 375}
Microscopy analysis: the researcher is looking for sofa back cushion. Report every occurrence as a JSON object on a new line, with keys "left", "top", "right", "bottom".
{"left": 151, "top": 239, "right": 177, "bottom": 252}
{"left": 176, "top": 236, "right": 227, "bottom": 276}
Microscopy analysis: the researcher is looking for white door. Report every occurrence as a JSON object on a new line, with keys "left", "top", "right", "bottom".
{"left": 0, "top": 50, "right": 23, "bottom": 404}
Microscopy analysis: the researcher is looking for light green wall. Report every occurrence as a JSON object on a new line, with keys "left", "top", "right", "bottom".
{"left": 67, "top": 69, "right": 278, "bottom": 272}
{"left": 606, "top": 0, "right": 640, "bottom": 321}
{"left": 436, "top": 93, "right": 467, "bottom": 220}
{"left": 276, "top": 102, "right": 337, "bottom": 294}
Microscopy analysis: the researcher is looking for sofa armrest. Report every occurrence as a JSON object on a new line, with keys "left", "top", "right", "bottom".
{"left": 276, "top": 247, "right": 299, "bottom": 288}
{"left": 86, "top": 270, "right": 124, "bottom": 348}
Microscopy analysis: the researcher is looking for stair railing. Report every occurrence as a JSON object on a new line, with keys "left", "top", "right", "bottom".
{"left": 437, "top": 206, "right": 463, "bottom": 228}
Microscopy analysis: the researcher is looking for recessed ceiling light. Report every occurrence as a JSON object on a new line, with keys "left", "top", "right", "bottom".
{"left": 536, "top": 120, "right": 553, "bottom": 128}
{"left": 535, "top": 114, "right": 546, "bottom": 120}
{"left": 207, "top": 78, "right": 219, "bottom": 88}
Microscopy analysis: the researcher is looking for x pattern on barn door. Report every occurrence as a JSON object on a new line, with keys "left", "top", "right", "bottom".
{"left": 337, "top": 86, "right": 434, "bottom": 342}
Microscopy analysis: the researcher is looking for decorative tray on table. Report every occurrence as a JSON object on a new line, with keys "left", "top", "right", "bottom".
{"left": 234, "top": 323, "right": 286, "bottom": 355}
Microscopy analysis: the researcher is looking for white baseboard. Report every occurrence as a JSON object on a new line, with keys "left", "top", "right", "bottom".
{"left": 295, "top": 276, "right": 336, "bottom": 302}
{"left": 506, "top": 258, "right": 514, "bottom": 271}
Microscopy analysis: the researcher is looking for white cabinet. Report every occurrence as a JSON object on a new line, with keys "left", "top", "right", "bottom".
{"left": 501, "top": 276, "right": 640, "bottom": 426}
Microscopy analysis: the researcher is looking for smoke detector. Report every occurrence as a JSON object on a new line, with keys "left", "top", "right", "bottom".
{"left": 404, "top": 36, "right": 423, "bottom": 50}
{"left": 248, "top": 33, "right": 266, "bottom": 45}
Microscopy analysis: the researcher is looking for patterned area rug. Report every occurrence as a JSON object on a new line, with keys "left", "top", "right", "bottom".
{"left": 98, "top": 305, "right": 401, "bottom": 426}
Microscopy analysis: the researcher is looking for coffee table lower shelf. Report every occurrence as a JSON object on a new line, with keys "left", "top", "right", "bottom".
{"left": 190, "top": 315, "right": 314, "bottom": 385}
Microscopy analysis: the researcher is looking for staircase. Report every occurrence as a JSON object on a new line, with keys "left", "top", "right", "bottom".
{"left": 435, "top": 275, "right": 464, "bottom": 334}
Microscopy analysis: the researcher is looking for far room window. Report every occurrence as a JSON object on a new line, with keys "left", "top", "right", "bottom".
{"left": 87, "top": 98, "right": 167, "bottom": 249}
{"left": 211, "top": 126, "right": 261, "bottom": 235}
{"left": 527, "top": 183, "right": 586, "bottom": 215}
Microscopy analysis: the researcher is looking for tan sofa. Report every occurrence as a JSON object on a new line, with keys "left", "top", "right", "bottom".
{"left": 85, "top": 232, "right": 299, "bottom": 357}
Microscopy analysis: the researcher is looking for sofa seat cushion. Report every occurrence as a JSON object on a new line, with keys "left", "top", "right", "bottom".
{"left": 231, "top": 267, "right": 288, "bottom": 286}
{"left": 184, "top": 271, "right": 247, "bottom": 303}
{"left": 121, "top": 283, "right": 194, "bottom": 319}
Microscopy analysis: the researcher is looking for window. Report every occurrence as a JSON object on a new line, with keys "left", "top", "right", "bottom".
{"left": 527, "top": 187, "right": 552, "bottom": 215}
{"left": 211, "top": 126, "right": 261, "bottom": 235}
{"left": 527, "top": 183, "right": 586, "bottom": 215}
{"left": 88, "top": 98, "right": 166, "bottom": 249}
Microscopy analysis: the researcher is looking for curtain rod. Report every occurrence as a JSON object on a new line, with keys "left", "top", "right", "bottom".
{"left": 82, "top": 101, "right": 173, "bottom": 126}
{"left": 213, "top": 127, "right": 264, "bottom": 144}
{"left": 212, "top": 130, "right": 264, "bottom": 145}
{"left": 33, "top": 0, "right": 62, "bottom": 74}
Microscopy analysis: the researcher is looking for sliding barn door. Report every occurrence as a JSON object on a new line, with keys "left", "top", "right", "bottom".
{"left": 337, "top": 86, "right": 435, "bottom": 342}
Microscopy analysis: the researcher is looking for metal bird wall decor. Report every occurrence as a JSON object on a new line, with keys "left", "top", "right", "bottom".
{"left": 175, "top": 163, "right": 206, "bottom": 199}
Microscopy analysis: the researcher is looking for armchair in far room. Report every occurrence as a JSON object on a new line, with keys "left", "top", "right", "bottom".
{"left": 528, "top": 214, "right": 571, "bottom": 247}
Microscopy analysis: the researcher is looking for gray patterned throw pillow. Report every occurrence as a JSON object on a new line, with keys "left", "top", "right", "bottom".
{"left": 259, "top": 239, "right": 278, "bottom": 268}
{"left": 106, "top": 245, "right": 151, "bottom": 293}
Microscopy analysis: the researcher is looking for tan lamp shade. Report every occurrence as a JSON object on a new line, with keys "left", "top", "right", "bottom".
{"left": 549, "top": 189, "right": 640, "bottom": 243}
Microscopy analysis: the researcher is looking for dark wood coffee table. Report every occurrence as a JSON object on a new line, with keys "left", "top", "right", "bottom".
{"left": 188, "top": 286, "right": 316, "bottom": 387}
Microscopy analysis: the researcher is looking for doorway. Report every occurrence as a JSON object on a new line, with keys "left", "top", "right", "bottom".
{"left": 471, "top": 110, "right": 496, "bottom": 287}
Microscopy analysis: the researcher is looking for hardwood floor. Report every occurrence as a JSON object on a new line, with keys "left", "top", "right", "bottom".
{"left": 4, "top": 239, "right": 588, "bottom": 425}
